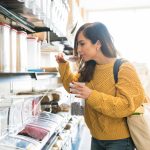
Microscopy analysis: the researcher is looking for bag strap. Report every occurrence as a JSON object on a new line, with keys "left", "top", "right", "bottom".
{"left": 113, "top": 58, "right": 126, "bottom": 83}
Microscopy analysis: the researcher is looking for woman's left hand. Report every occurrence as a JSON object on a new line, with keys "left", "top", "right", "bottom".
{"left": 70, "top": 82, "right": 92, "bottom": 99}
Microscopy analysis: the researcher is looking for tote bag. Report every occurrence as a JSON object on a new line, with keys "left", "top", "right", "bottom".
{"left": 127, "top": 103, "right": 150, "bottom": 150}
{"left": 114, "top": 59, "right": 150, "bottom": 150}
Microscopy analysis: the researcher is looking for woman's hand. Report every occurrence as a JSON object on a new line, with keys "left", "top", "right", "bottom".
{"left": 55, "top": 53, "right": 67, "bottom": 63}
{"left": 70, "top": 82, "right": 92, "bottom": 99}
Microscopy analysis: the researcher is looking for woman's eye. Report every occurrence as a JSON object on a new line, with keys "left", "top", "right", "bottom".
{"left": 80, "top": 43, "right": 84, "bottom": 46}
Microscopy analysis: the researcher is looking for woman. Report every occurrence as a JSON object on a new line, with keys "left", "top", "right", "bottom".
{"left": 55, "top": 22, "right": 145, "bottom": 150}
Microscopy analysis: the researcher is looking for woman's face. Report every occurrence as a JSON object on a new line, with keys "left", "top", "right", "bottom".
{"left": 77, "top": 32, "right": 98, "bottom": 62}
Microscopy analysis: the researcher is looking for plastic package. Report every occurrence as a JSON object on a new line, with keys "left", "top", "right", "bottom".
{"left": 70, "top": 82, "right": 85, "bottom": 115}
{"left": 27, "top": 37, "right": 40, "bottom": 69}
{"left": 0, "top": 107, "right": 9, "bottom": 137}
{"left": 0, "top": 135, "right": 37, "bottom": 150}
{"left": 9, "top": 98, "right": 24, "bottom": 134}
{"left": 22, "top": 96, "right": 34, "bottom": 124}
{"left": 16, "top": 31, "right": 27, "bottom": 72}
{"left": 10, "top": 28, "right": 17, "bottom": 72}
{"left": 18, "top": 124, "right": 49, "bottom": 141}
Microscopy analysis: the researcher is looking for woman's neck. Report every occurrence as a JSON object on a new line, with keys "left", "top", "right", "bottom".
{"left": 95, "top": 52, "right": 116, "bottom": 65}
{"left": 96, "top": 58, "right": 115, "bottom": 65}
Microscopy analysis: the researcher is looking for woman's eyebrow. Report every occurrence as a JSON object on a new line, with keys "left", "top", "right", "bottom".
{"left": 78, "top": 40, "right": 84, "bottom": 44}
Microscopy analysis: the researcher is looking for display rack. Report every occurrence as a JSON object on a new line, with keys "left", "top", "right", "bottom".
{"left": 0, "top": 5, "right": 50, "bottom": 34}
{"left": 0, "top": 72, "right": 58, "bottom": 81}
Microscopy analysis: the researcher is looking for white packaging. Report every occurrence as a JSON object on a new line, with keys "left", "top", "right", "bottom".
{"left": 0, "top": 135, "right": 38, "bottom": 150}
{"left": 37, "top": 41, "right": 41, "bottom": 68}
{"left": 27, "top": 37, "right": 38, "bottom": 69}
{"left": 10, "top": 28, "right": 17, "bottom": 72}
{"left": 22, "top": 97, "right": 33, "bottom": 124}
{"left": 16, "top": 31, "right": 27, "bottom": 72}
{"left": 0, "top": 107, "right": 9, "bottom": 137}
{"left": 0, "top": 23, "right": 10, "bottom": 72}
{"left": 9, "top": 98, "right": 24, "bottom": 134}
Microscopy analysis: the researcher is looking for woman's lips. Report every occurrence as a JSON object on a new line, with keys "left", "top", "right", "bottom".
{"left": 80, "top": 55, "right": 85, "bottom": 60}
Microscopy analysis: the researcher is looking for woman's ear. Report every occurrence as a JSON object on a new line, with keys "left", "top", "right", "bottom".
{"left": 96, "top": 40, "right": 102, "bottom": 49}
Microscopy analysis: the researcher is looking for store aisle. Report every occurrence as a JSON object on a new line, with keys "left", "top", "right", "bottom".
{"left": 78, "top": 121, "right": 91, "bottom": 150}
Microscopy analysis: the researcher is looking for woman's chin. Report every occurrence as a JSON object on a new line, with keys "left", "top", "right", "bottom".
{"left": 81, "top": 56, "right": 87, "bottom": 61}
{"left": 83, "top": 58, "right": 91, "bottom": 62}
{"left": 82, "top": 58, "right": 87, "bottom": 62}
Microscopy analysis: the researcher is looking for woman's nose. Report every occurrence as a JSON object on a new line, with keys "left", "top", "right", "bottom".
{"left": 77, "top": 47, "right": 82, "bottom": 54}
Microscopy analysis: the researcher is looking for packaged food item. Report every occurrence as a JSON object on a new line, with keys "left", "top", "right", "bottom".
{"left": 51, "top": 92, "right": 61, "bottom": 101}
{"left": 0, "top": 135, "right": 37, "bottom": 150}
{"left": 70, "top": 82, "right": 85, "bottom": 115}
{"left": 29, "top": 120, "right": 57, "bottom": 133}
{"left": 18, "top": 124, "right": 49, "bottom": 141}
{"left": 9, "top": 98, "right": 24, "bottom": 134}
{"left": 16, "top": 31, "right": 27, "bottom": 72}
{"left": 32, "top": 96, "right": 41, "bottom": 116}
{"left": 59, "top": 103, "right": 70, "bottom": 112}
{"left": 22, "top": 97, "right": 33, "bottom": 124}
{"left": 71, "top": 100, "right": 84, "bottom": 116}
{"left": 0, "top": 23, "right": 10, "bottom": 72}
{"left": 51, "top": 101, "right": 61, "bottom": 113}
{"left": 41, "top": 95, "right": 52, "bottom": 112}
{"left": 0, "top": 107, "right": 9, "bottom": 136}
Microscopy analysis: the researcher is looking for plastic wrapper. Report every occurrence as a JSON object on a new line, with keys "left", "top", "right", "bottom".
{"left": 9, "top": 98, "right": 24, "bottom": 134}
{"left": 0, "top": 135, "right": 37, "bottom": 150}
{"left": 18, "top": 124, "right": 49, "bottom": 141}
{"left": 70, "top": 82, "right": 85, "bottom": 115}
{"left": 0, "top": 107, "right": 9, "bottom": 136}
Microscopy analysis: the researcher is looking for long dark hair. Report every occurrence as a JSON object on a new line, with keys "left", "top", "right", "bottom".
{"left": 74, "top": 22, "right": 117, "bottom": 82}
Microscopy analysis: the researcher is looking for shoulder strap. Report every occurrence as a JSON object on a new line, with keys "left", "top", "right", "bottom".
{"left": 113, "top": 58, "right": 126, "bottom": 83}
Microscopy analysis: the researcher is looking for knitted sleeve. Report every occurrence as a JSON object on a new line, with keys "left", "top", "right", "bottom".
{"left": 58, "top": 62, "right": 79, "bottom": 93}
{"left": 87, "top": 63, "right": 145, "bottom": 118}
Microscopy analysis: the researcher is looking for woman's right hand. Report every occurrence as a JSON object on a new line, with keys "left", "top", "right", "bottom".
{"left": 55, "top": 53, "right": 67, "bottom": 63}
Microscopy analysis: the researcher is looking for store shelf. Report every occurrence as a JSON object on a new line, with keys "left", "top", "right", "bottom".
{"left": 34, "top": 72, "right": 59, "bottom": 80}
{"left": 0, "top": 4, "right": 50, "bottom": 34}
{"left": 0, "top": 72, "right": 58, "bottom": 81}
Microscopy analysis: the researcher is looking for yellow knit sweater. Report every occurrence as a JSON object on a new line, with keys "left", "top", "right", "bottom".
{"left": 58, "top": 60, "right": 145, "bottom": 140}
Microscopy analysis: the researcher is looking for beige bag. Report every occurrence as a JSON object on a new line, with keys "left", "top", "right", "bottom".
{"left": 127, "top": 103, "right": 150, "bottom": 150}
